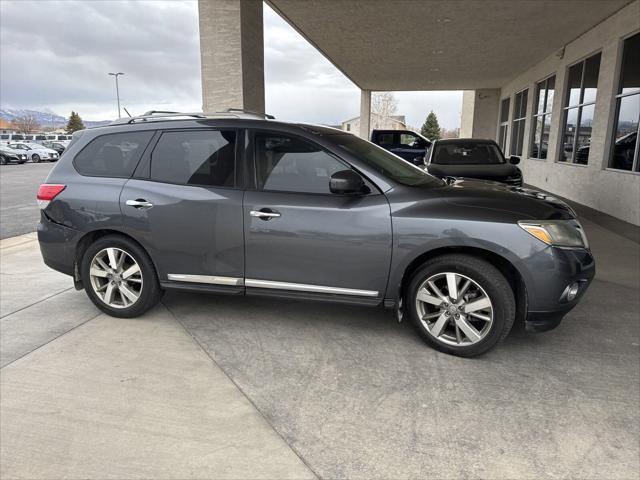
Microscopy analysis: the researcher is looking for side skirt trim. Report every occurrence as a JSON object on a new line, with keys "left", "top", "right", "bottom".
{"left": 167, "top": 274, "right": 243, "bottom": 286}
{"left": 244, "top": 278, "right": 378, "bottom": 297}
{"left": 167, "top": 274, "right": 379, "bottom": 297}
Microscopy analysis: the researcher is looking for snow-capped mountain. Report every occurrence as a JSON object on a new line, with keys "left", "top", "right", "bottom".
{"left": 0, "top": 109, "right": 111, "bottom": 129}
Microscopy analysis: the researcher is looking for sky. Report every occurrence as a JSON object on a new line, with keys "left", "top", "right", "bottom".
{"left": 0, "top": 0, "right": 462, "bottom": 129}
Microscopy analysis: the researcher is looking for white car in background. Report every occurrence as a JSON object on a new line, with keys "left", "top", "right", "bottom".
{"left": 8, "top": 142, "right": 59, "bottom": 162}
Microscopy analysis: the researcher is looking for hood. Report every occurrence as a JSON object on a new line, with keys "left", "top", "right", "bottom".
{"left": 426, "top": 162, "right": 520, "bottom": 180}
{"left": 440, "top": 178, "right": 576, "bottom": 221}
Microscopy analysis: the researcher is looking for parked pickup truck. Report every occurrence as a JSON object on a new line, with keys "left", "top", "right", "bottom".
{"left": 370, "top": 129, "right": 431, "bottom": 166}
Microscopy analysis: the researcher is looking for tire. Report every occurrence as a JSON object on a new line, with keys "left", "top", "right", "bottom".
{"left": 31, "top": 154, "right": 40, "bottom": 163}
{"left": 0, "top": 156, "right": 7, "bottom": 165}
{"left": 406, "top": 254, "right": 515, "bottom": 357}
{"left": 81, "top": 234, "right": 163, "bottom": 318}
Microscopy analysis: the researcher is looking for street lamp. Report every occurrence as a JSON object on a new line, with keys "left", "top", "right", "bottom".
{"left": 108, "top": 72, "right": 125, "bottom": 119}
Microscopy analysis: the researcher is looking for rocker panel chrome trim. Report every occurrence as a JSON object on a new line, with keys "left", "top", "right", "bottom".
{"left": 244, "top": 278, "right": 378, "bottom": 297}
{"left": 167, "top": 274, "right": 243, "bottom": 286}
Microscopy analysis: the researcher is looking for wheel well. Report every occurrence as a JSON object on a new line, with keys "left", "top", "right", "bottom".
{"left": 74, "top": 229, "right": 152, "bottom": 283}
{"left": 399, "top": 247, "right": 527, "bottom": 327}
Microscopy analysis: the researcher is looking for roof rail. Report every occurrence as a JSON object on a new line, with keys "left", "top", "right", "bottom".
{"left": 109, "top": 109, "right": 276, "bottom": 126}
{"left": 224, "top": 108, "right": 275, "bottom": 120}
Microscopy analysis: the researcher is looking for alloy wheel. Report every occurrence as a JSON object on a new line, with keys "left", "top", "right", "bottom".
{"left": 415, "top": 272, "right": 493, "bottom": 346}
{"left": 89, "top": 247, "right": 143, "bottom": 309}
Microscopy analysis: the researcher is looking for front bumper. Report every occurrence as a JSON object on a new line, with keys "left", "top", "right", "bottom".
{"left": 524, "top": 246, "right": 595, "bottom": 332}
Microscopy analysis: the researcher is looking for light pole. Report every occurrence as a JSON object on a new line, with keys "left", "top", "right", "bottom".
{"left": 108, "top": 72, "right": 124, "bottom": 119}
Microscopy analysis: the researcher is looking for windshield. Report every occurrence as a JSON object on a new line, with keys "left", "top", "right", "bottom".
{"left": 432, "top": 142, "right": 505, "bottom": 165}
{"left": 330, "top": 133, "right": 443, "bottom": 187}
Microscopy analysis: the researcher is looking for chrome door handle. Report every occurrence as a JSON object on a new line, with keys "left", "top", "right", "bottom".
{"left": 126, "top": 199, "right": 153, "bottom": 209}
{"left": 250, "top": 209, "right": 281, "bottom": 220}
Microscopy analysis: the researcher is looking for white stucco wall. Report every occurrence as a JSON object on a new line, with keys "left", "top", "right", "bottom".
{"left": 498, "top": 0, "right": 640, "bottom": 225}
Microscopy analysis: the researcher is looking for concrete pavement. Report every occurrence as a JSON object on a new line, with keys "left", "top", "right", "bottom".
{"left": 0, "top": 210, "right": 638, "bottom": 479}
{"left": 0, "top": 235, "right": 315, "bottom": 479}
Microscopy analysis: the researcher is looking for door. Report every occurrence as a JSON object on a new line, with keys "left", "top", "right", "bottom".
{"left": 121, "top": 128, "right": 245, "bottom": 287}
{"left": 244, "top": 132, "right": 392, "bottom": 299}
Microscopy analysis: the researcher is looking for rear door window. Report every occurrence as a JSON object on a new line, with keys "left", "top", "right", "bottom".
{"left": 150, "top": 130, "right": 236, "bottom": 187}
{"left": 74, "top": 131, "right": 154, "bottom": 177}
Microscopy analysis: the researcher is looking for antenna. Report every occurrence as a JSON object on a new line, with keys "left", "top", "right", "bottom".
{"left": 123, "top": 107, "right": 132, "bottom": 118}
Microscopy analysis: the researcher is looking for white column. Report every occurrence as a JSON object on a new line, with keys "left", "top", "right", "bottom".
{"left": 199, "top": 0, "right": 265, "bottom": 113}
{"left": 359, "top": 89, "right": 371, "bottom": 139}
{"left": 459, "top": 89, "right": 500, "bottom": 139}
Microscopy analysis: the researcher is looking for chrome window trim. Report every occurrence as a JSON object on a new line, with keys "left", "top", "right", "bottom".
{"left": 245, "top": 279, "right": 379, "bottom": 297}
{"left": 167, "top": 274, "right": 243, "bottom": 286}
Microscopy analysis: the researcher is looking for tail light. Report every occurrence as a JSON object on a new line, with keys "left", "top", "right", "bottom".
{"left": 37, "top": 184, "right": 66, "bottom": 209}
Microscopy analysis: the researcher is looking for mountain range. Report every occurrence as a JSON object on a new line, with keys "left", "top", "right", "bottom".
{"left": 0, "top": 109, "right": 111, "bottom": 129}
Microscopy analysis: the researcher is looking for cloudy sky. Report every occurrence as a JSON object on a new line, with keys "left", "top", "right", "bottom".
{"left": 0, "top": 0, "right": 462, "bottom": 129}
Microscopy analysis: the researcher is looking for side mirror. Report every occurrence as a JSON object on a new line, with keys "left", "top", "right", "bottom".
{"left": 509, "top": 156, "right": 521, "bottom": 165}
{"left": 329, "top": 169, "right": 365, "bottom": 195}
{"left": 412, "top": 156, "right": 425, "bottom": 166}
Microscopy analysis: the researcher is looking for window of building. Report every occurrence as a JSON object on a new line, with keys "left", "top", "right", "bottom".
{"left": 559, "top": 52, "right": 601, "bottom": 164}
{"left": 74, "top": 131, "right": 154, "bottom": 178}
{"left": 530, "top": 75, "right": 555, "bottom": 159}
{"left": 255, "top": 133, "right": 346, "bottom": 194}
{"left": 150, "top": 130, "right": 236, "bottom": 187}
{"left": 346, "top": 124, "right": 351, "bottom": 132}
{"left": 609, "top": 33, "right": 640, "bottom": 172}
{"left": 510, "top": 89, "right": 528, "bottom": 156}
{"left": 498, "top": 98, "right": 510, "bottom": 153}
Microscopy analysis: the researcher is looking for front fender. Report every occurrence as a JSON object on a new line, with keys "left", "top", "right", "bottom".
{"left": 385, "top": 216, "right": 548, "bottom": 306}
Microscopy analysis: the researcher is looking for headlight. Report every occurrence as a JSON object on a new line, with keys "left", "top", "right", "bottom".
{"left": 518, "top": 220, "right": 588, "bottom": 248}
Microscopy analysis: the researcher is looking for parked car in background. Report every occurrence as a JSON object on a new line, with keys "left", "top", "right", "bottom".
{"left": 0, "top": 144, "right": 28, "bottom": 164}
{"left": 425, "top": 138, "right": 523, "bottom": 186}
{"left": 370, "top": 129, "right": 431, "bottom": 165}
{"left": 43, "top": 140, "right": 69, "bottom": 155}
{"left": 37, "top": 111, "right": 594, "bottom": 357}
{"left": 8, "top": 142, "right": 59, "bottom": 162}
{"left": 1, "top": 134, "right": 26, "bottom": 144}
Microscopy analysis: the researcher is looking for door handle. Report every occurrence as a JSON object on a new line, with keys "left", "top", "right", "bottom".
{"left": 250, "top": 209, "right": 281, "bottom": 220}
{"left": 126, "top": 199, "right": 153, "bottom": 209}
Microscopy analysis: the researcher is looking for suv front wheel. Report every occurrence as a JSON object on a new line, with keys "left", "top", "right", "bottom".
{"left": 81, "top": 235, "right": 163, "bottom": 317}
{"left": 407, "top": 254, "right": 515, "bottom": 357}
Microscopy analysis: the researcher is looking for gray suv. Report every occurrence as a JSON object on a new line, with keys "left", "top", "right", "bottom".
{"left": 37, "top": 111, "right": 595, "bottom": 357}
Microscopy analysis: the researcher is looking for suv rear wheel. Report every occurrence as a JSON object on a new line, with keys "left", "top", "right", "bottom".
{"left": 81, "top": 235, "right": 163, "bottom": 317}
{"left": 406, "top": 254, "right": 515, "bottom": 357}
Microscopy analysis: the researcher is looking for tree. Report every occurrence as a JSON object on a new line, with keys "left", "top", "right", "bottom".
{"left": 421, "top": 111, "right": 441, "bottom": 140}
{"left": 12, "top": 115, "right": 40, "bottom": 134}
{"left": 65, "top": 111, "right": 85, "bottom": 133}
{"left": 371, "top": 92, "right": 399, "bottom": 129}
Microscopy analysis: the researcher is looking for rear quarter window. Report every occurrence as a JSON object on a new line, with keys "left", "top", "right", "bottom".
{"left": 73, "top": 131, "right": 154, "bottom": 178}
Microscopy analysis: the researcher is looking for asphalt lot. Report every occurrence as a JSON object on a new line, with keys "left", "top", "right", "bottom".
{"left": 0, "top": 162, "right": 54, "bottom": 239}
{"left": 0, "top": 165, "right": 639, "bottom": 478}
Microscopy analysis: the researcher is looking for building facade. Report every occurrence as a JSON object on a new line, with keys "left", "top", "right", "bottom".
{"left": 465, "top": 2, "right": 639, "bottom": 225}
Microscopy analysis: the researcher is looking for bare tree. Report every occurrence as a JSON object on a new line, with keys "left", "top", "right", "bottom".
{"left": 371, "top": 92, "right": 399, "bottom": 129}
{"left": 11, "top": 115, "right": 40, "bottom": 134}
{"left": 440, "top": 127, "right": 460, "bottom": 139}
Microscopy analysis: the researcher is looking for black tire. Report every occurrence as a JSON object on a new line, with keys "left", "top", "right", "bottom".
{"left": 32, "top": 154, "right": 40, "bottom": 163}
{"left": 406, "top": 254, "right": 515, "bottom": 357}
{"left": 81, "top": 234, "right": 163, "bottom": 318}
{"left": 0, "top": 156, "right": 7, "bottom": 165}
